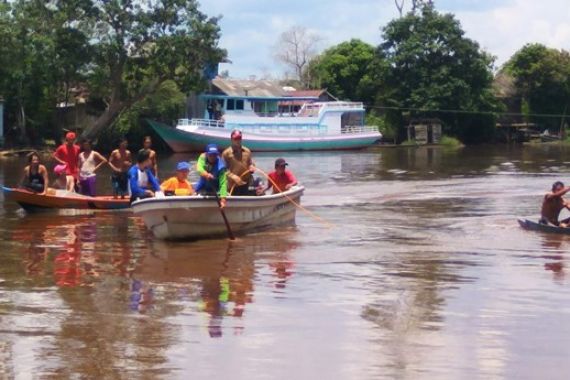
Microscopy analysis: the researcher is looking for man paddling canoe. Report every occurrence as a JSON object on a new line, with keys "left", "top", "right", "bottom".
{"left": 540, "top": 181, "right": 570, "bottom": 227}
{"left": 195, "top": 144, "right": 228, "bottom": 208}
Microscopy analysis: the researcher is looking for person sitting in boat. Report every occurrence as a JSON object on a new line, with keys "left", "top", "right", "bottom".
{"left": 53, "top": 131, "right": 80, "bottom": 192}
{"left": 128, "top": 149, "right": 161, "bottom": 203}
{"left": 20, "top": 151, "right": 48, "bottom": 195}
{"left": 52, "top": 164, "right": 73, "bottom": 191}
{"left": 261, "top": 158, "right": 298, "bottom": 194}
{"left": 222, "top": 129, "right": 255, "bottom": 196}
{"left": 160, "top": 161, "right": 195, "bottom": 196}
{"left": 195, "top": 144, "right": 228, "bottom": 208}
{"left": 78, "top": 139, "right": 107, "bottom": 197}
{"left": 540, "top": 181, "right": 570, "bottom": 227}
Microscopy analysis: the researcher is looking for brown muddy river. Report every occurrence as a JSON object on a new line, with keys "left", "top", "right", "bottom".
{"left": 1, "top": 145, "right": 570, "bottom": 379}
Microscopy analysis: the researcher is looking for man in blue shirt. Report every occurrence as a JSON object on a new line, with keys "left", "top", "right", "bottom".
{"left": 128, "top": 149, "right": 161, "bottom": 203}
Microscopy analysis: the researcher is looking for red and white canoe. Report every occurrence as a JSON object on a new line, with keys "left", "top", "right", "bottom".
{"left": 2, "top": 186, "right": 130, "bottom": 211}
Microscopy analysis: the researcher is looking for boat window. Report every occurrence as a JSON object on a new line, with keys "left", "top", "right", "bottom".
{"left": 341, "top": 112, "right": 364, "bottom": 130}
{"left": 227, "top": 99, "right": 235, "bottom": 110}
{"left": 236, "top": 100, "right": 244, "bottom": 110}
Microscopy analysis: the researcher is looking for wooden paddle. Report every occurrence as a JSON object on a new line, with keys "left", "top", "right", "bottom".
{"left": 207, "top": 181, "right": 235, "bottom": 240}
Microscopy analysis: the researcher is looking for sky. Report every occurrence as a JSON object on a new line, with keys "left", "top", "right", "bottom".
{"left": 198, "top": 0, "right": 570, "bottom": 79}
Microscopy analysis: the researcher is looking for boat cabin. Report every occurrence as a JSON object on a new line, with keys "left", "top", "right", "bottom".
{"left": 193, "top": 77, "right": 337, "bottom": 120}
{"left": 179, "top": 77, "right": 376, "bottom": 139}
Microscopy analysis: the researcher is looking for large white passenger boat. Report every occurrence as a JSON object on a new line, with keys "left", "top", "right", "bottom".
{"left": 148, "top": 78, "right": 381, "bottom": 152}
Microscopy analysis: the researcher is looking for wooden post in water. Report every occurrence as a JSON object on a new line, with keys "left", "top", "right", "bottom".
{"left": 0, "top": 96, "right": 4, "bottom": 147}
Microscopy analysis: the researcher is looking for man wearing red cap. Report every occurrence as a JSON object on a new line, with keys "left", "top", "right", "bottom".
{"left": 53, "top": 131, "right": 81, "bottom": 192}
{"left": 222, "top": 129, "right": 255, "bottom": 195}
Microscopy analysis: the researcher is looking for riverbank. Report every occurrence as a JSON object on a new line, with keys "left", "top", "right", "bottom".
{"left": 0, "top": 148, "right": 53, "bottom": 158}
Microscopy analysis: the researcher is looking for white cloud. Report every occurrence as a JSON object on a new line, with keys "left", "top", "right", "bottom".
{"left": 201, "top": 0, "right": 570, "bottom": 78}
{"left": 452, "top": 0, "right": 570, "bottom": 68}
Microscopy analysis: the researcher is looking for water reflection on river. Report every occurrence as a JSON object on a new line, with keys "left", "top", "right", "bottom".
{"left": 2, "top": 145, "right": 570, "bottom": 379}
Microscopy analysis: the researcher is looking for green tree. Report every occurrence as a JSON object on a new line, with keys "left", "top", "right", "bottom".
{"left": 378, "top": 4, "right": 498, "bottom": 143}
{"left": 0, "top": 0, "right": 93, "bottom": 144}
{"left": 505, "top": 43, "right": 570, "bottom": 131}
{"left": 309, "top": 39, "right": 377, "bottom": 102}
{"left": 79, "top": 0, "right": 226, "bottom": 139}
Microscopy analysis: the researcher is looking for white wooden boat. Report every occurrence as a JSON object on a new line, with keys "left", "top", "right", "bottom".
{"left": 132, "top": 186, "right": 304, "bottom": 240}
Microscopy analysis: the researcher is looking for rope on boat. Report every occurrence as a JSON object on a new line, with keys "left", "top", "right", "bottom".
{"left": 227, "top": 167, "right": 334, "bottom": 228}
{"left": 254, "top": 167, "right": 335, "bottom": 229}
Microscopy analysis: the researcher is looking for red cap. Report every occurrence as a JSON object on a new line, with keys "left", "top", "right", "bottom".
{"left": 65, "top": 131, "right": 76, "bottom": 140}
{"left": 230, "top": 129, "right": 242, "bottom": 140}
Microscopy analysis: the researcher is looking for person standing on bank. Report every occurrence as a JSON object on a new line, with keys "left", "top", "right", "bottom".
{"left": 128, "top": 149, "right": 160, "bottom": 203}
{"left": 195, "top": 144, "right": 228, "bottom": 208}
{"left": 20, "top": 152, "right": 48, "bottom": 195}
{"left": 53, "top": 131, "right": 81, "bottom": 192}
{"left": 263, "top": 158, "right": 298, "bottom": 194}
{"left": 222, "top": 130, "right": 255, "bottom": 195}
{"left": 78, "top": 139, "right": 107, "bottom": 197}
{"left": 108, "top": 137, "right": 132, "bottom": 199}
{"left": 143, "top": 136, "right": 158, "bottom": 178}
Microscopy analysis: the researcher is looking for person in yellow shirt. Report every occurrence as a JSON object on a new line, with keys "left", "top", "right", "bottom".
{"left": 160, "top": 161, "right": 195, "bottom": 196}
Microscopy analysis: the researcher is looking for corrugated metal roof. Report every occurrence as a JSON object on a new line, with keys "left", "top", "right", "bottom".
{"left": 286, "top": 90, "right": 325, "bottom": 97}
{"left": 212, "top": 77, "right": 287, "bottom": 97}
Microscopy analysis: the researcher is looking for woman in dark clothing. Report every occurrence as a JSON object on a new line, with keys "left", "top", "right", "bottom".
{"left": 20, "top": 152, "right": 48, "bottom": 194}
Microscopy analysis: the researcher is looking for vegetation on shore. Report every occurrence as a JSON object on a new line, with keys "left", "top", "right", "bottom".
{"left": 0, "top": 0, "right": 225, "bottom": 147}
{"left": 439, "top": 136, "right": 464, "bottom": 149}
{"left": 0, "top": 1, "right": 567, "bottom": 148}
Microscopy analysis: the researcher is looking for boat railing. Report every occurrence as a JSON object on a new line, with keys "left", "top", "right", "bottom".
{"left": 297, "top": 101, "right": 365, "bottom": 117}
{"left": 321, "top": 102, "right": 365, "bottom": 110}
{"left": 341, "top": 125, "right": 379, "bottom": 134}
{"left": 178, "top": 118, "right": 224, "bottom": 128}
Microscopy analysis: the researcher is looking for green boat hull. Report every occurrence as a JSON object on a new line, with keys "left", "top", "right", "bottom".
{"left": 147, "top": 120, "right": 380, "bottom": 152}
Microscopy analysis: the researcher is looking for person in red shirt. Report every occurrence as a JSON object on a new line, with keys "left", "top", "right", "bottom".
{"left": 53, "top": 131, "right": 81, "bottom": 192}
{"left": 263, "top": 158, "right": 298, "bottom": 194}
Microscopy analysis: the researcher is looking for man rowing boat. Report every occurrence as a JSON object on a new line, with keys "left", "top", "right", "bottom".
{"left": 540, "top": 181, "right": 570, "bottom": 227}
{"left": 195, "top": 144, "right": 228, "bottom": 208}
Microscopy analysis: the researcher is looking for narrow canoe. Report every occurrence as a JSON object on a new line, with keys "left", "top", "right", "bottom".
{"left": 132, "top": 186, "right": 305, "bottom": 240}
{"left": 2, "top": 186, "right": 131, "bottom": 211}
{"left": 518, "top": 218, "right": 570, "bottom": 235}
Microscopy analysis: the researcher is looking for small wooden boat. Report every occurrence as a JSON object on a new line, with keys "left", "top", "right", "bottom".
{"left": 132, "top": 186, "right": 305, "bottom": 240}
{"left": 2, "top": 186, "right": 130, "bottom": 211}
{"left": 518, "top": 218, "right": 570, "bottom": 234}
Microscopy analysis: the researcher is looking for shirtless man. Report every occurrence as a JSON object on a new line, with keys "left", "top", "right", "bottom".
{"left": 540, "top": 181, "right": 570, "bottom": 227}
{"left": 143, "top": 136, "right": 158, "bottom": 178}
{"left": 108, "top": 137, "right": 132, "bottom": 199}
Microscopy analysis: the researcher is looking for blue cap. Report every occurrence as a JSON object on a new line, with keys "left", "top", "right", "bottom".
{"left": 176, "top": 161, "right": 190, "bottom": 171}
{"left": 205, "top": 143, "right": 219, "bottom": 155}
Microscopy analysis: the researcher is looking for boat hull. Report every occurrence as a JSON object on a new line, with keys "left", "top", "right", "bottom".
{"left": 148, "top": 120, "right": 380, "bottom": 152}
{"left": 2, "top": 187, "right": 130, "bottom": 211}
{"left": 132, "top": 186, "right": 304, "bottom": 240}
{"left": 518, "top": 218, "right": 570, "bottom": 234}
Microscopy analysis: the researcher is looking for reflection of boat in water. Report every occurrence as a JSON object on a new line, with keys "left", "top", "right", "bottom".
{"left": 132, "top": 186, "right": 304, "bottom": 240}
{"left": 2, "top": 186, "right": 130, "bottom": 211}
{"left": 11, "top": 212, "right": 148, "bottom": 287}
{"left": 518, "top": 218, "right": 570, "bottom": 235}
{"left": 139, "top": 232, "right": 298, "bottom": 337}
